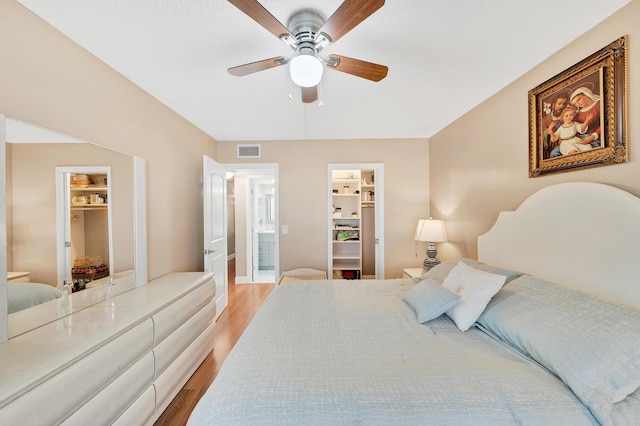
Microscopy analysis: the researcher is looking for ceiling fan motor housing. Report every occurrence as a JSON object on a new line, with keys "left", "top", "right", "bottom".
{"left": 287, "top": 10, "right": 328, "bottom": 54}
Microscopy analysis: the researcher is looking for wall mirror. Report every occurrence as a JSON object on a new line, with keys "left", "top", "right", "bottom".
{"left": 265, "top": 193, "right": 275, "bottom": 224}
{"left": 2, "top": 116, "right": 147, "bottom": 339}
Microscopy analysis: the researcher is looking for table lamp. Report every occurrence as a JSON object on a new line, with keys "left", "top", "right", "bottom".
{"left": 414, "top": 218, "right": 447, "bottom": 270}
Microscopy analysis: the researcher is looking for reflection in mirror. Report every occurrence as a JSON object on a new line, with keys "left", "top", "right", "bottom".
{"left": 265, "top": 193, "right": 274, "bottom": 224}
{"left": 4, "top": 117, "right": 140, "bottom": 338}
{"left": 58, "top": 167, "right": 114, "bottom": 289}
{"left": 255, "top": 178, "right": 275, "bottom": 231}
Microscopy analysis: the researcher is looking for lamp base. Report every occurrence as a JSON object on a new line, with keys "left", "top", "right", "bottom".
{"left": 423, "top": 257, "right": 441, "bottom": 270}
{"left": 423, "top": 242, "right": 440, "bottom": 270}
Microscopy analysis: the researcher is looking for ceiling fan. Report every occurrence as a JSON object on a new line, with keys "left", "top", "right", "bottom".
{"left": 226, "top": 0, "right": 389, "bottom": 103}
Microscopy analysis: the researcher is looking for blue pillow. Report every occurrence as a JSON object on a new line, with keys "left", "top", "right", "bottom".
{"left": 403, "top": 278, "right": 460, "bottom": 323}
{"left": 420, "top": 258, "right": 524, "bottom": 286}
{"left": 478, "top": 275, "right": 640, "bottom": 425}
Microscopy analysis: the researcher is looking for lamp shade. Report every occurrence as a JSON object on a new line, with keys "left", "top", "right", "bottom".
{"left": 414, "top": 219, "right": 447, "bottom": 243}
{"left": 289, "top": 54, "right": 323, "bottom": 88}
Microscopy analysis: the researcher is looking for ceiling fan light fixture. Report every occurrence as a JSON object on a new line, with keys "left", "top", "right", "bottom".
{"left": 289, "top": 54, "right": 323, "bottom": 88}
{"left": 226, "top": 1, "right": 388, "bottom": 100}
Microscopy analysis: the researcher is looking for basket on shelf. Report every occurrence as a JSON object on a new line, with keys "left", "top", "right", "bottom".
{"left": 73, "top": 255, "right": 103, "bottom": 267}
{"left": 333, "top": 270, "right": 361, "bottom": 280}
{"left": 341, "top": 270, "right": 361, "bottom": 280}
{"left": 71, "top": 174, "right": 92, "bottom": 187}
{"left": 72, "top": 256, "right": 109, "bottom": 284}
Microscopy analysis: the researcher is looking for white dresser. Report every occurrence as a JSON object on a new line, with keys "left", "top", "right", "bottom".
{"left": 0, "top": 272, "right": 216, "bottom": 425}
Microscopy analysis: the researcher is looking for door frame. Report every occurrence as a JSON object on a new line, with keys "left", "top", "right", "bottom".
{"left": 327, "top": 163, "right": 385, "bottom": 279}
{"left": 224, "top": 163, "right": 279, "bottom": 284}
{"left": 249, "top": 175, "right": 276, "bottom": 282}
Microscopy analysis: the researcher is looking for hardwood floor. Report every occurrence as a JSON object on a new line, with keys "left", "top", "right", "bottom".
{"left": 154, "top": 260, "right": 274, "bottom": 425}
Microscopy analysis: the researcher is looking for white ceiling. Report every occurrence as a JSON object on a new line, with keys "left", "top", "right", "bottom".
{"left": 16, "top": 0, "right": 631, "bottom": 142}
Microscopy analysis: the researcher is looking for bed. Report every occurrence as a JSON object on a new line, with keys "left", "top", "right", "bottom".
{"left": 188, "top": 182, "right": 640, "bottom": 425}
{"left": 8, "top": 282, "right": 61, "bottom": 314}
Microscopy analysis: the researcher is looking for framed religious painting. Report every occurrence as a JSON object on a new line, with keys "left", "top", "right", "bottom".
{"left": 528, "top": 36, "right": 627, "bottom": 177}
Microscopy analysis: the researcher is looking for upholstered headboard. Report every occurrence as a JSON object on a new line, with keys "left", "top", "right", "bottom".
{"left": 478, "top": 182, "right": 640, "bottom": 308}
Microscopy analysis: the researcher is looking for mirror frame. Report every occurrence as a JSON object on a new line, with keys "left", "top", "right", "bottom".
{"left": 1, "top": 115, "right": 7, "bottom": 342}
{"left": 133, "top": 156, "right": 147, "bottom": 287}
{"left": 0, "top": 114, "right": 147, "bottom": 343}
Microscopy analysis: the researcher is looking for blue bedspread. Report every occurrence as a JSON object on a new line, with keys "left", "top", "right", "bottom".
{"left": 8, "top": 282, "right": 61, "bottom": 314}
{"left": 188, "top": 279, "right": 599, "bottom": 425}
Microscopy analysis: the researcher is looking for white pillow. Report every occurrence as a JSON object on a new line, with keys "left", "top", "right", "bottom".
{"left": 441, "top": 260, "right": 473, "bottom": 293}
{"left": 442, "top": 261, "right": 506, "bottom": 331}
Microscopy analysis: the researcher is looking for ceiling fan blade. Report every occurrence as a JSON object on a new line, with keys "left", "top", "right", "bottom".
{"left": 317, "top": 0, "right": 385, "bottom": 44}
{"left": 228, "top": 0, "right": 294, "bottom": 40}
{"left": 301, "top": 86, "right": 318, "bottom": 103}
{"left": 228, "top": 57, "right": 287, "bottom": 77}
{"left": 327, "top": 55, "right": 388, "bottom": 82}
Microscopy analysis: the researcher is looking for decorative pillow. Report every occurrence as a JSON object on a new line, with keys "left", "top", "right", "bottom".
{"left": 441, "top": 261, "right": 506, "bottom": 331}
{"left": 420, "top": 257, "right": 524, "bottom": 286}
{"left": 477, "top": 275, "right": 640, "bottom": 425}
{"left": 403, "top": 278, "right": 460, "bottom": 323}
{"left": 609, "top": 386, "right": 640, "bottom": 424}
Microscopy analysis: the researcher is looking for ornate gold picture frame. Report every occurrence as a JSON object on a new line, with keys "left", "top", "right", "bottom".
{"left": 528, "top": 37, "right": 627, "bottom": 177}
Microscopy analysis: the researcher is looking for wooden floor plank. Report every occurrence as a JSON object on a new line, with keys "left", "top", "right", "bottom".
{"left": 154, "top": 260, "right": 274, "bottom": 425}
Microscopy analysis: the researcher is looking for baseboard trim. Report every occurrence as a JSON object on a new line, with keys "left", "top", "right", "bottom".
{"left": 234, "top": 275, "right": 249, "bottom": 284}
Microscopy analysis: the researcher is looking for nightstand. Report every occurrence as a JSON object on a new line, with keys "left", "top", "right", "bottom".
{"left": 8, "top": 271, "right": 30, "bottom": 282}
{"left": 402, "top": 268, "right": 425, "bottom": 279}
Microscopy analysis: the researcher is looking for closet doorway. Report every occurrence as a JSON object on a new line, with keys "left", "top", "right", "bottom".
{"left": 328, "top": 163, "right": 384, "bottom": 279}
{"left": 225, "top": 164, "right": 279, "bottom": 284}
{"left": 56, "top": 166, "right": 113, "bottom": 286}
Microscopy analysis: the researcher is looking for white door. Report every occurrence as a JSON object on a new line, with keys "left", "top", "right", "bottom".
{"left": 203, "top": 155, "right": 228, "bottom": 319}
{"left": 372, "top": 166, "right": 385, "bottom": 279}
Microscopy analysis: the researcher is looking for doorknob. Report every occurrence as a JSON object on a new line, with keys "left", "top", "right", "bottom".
{"left": 202, "top": 249, "right": 215, "bottom": 255}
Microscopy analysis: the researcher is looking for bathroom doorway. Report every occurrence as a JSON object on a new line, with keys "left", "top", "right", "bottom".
{"left": 225, "top": 164, "right": 279, "bottom": 284}
{"left": 250, "top": 176, "right": 276, "bottom": 283}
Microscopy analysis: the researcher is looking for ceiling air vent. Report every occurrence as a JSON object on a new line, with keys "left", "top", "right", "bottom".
{"left": 237, "top": 144, "right": 261, "bottom": 159}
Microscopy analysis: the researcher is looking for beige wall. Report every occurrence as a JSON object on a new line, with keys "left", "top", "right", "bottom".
{"left": 429, "top": 0, "right": 640, "bottom": 261}
{"left": 0, "top": 1, "right": 217, "bottom": 280}
{"left": 218, "top": 139, "right": 430, "bottom": 278}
